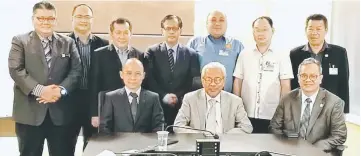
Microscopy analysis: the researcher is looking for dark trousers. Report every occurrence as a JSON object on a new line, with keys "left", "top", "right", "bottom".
{"left": 70, "top": 89, "right": 97, "bottom": 151}
{"left": 162, "top": 105, "right": 179, "bottom": 133}
{"left": 249, "top": 118, "right": 271, "bottom": 133}
{"left": 15, "top": 111, "right": 74, "bottom": 156}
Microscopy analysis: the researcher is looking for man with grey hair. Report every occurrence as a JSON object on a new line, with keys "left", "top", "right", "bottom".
{"left": 173, "top": 62, "right": 253, "bottom": 134}
{"left": 270, "top": 58, "right": 347, "bottom": 155}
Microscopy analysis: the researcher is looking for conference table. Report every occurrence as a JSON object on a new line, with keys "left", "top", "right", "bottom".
{"left": 83, "top": 133, "right": 328, "bottom": 156}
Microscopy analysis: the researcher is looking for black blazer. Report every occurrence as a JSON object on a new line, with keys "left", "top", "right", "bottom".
{"left": 290, "top": 43, "right": 349, "bottom": 113}
{"left": 100, "top": 88, "right": 165, "bottom": 133}
{"left": 90, "top": 45, "right": 144, "bottom": 116}
{"left": 145, "top": 43, "right": 200, "bottom": 108}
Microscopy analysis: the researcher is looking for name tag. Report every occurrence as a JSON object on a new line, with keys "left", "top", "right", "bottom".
{"left": 329, "top": 68, "right": 338, "bottom": 75}
{"left": 219, "top": 50, "right": 229, "bottom": 56}
{"left": 263, "top": 61, "right": 275, "bottom": 72}
{"left": 62, "top": 54, "right": 70, "bottom": 57}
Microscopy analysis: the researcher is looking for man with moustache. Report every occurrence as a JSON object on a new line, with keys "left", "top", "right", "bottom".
{"left": 233, "top": 16, "right": 293, "bottom": 133}
{"left": 187, "top": 10, "right": 244, "bottom": 92}
{"left": 90, "top": 18, "right": 144, "bottom": 131}
{"left": 68, "top": 4, "right": 108, "bottom": 150}
{"left": 145, "top": 15, "right": 200, "bottom": 131}
{"left": 289, "top": 14, "right": 350, "bottom": 113}
{"left": 8, "top": 1, "right": 81, "bottom": 155}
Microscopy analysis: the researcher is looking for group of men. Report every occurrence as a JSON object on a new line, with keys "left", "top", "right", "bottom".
{"left": 8, "top": 1, "right": 349, "bottom": 156}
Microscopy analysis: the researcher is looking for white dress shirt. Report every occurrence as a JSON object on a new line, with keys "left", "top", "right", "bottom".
{"left": 114, "top": 45, "right": 130, "bottom": 66}
{"left": 205, "top": 92, "right": 223, "bottom": 134}
{"left": 165, "top": 42, "right": 179, "bottom": 63}
{"left": 233, "top": 45, "right": 294, "bottom": 119}
{"left": 124, "top": 86, "right": 141, "bottom": 104}
{"left": 300, "top": 90, "right": 318, "bottom": 118}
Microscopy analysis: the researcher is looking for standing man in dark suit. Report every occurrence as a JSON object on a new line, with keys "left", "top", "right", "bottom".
{"left": 100, "top": 58, "right": 165, "bottom": 133}
{"left": 290, "top": 14, "right": 350, "bottom": 113}
{"left": 68, "top": 4, "right": 109, "bottom": 150}
{"left": 145, "top": 15, "right": 200, "bottom": 131}
{"left": 8, "top": 1, "right": 81, "bottom": 156}
{"left": 90, "top": 18, "right": 144, "bottom": 128}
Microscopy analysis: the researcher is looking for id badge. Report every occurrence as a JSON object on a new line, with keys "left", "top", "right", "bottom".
{"left": 219, "top": 50, "right": 229, "bottom": 56}
{"left": 263, "top": 61, "right": 275, "bottom": 72}
{"left": 329, "top": 68, "right": 338, "bottom": 75}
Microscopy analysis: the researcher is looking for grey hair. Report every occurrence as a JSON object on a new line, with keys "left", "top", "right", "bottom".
{"left": 201, "top": 62, "right": 227, "bottom": 77}
{"left": 297, "top": 58, "right": 322, "bottom": 74}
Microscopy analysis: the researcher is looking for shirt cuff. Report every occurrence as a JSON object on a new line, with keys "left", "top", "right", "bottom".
{"left": 32, "top": 84, "right": 45, "bottom": 96}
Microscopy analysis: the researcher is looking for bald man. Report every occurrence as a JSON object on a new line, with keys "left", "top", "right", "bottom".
{"left": 100, "top": 58, "right": 165, "bottom": 133}
{"left": 187, "top": 10, "right": 244, "bottom": 92}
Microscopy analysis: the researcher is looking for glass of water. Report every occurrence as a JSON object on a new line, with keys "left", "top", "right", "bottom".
{"left": 157, "top": 131, "right": 169, "bottom": 151}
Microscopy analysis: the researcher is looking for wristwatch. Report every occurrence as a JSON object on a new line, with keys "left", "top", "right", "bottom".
{"left": 59, "top": 86, "right": 68, "bottom": 96}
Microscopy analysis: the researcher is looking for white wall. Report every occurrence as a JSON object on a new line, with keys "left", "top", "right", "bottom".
{"left": 0, "top": 0, "right": 37, "bottom": 117}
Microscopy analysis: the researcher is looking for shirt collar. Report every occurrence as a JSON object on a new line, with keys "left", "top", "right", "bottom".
{"left": 301, "top": 89, "right": 319, "bottom": 104}
{"left": 114, "top": 45, "right": 131, "bottom": 54}
{"left": 252, "top": 43, "right": 274, "bottom": 54}
{"left": 302, "top": 41, "right": 329, "bottom": 53}
{"left": 74, "top": 33, "right": 93, "bottom": 43}
{"left": 205, "top": 90, "right": 221, "bottom": 103}
{"left": 37, "top": 33, "right": 52, "bottom": 42}
{"left": 124, "top": 86, "right": 141, "bottom": 97}
{"left": 165, "top": 42, "right": 179, "bottom": 52}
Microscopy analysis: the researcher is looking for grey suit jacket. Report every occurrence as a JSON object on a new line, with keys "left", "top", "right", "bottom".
{"left": 8, "top": 31, "right": 81, "bottom": 126}
{"left": 270, "top": 88, "right": 347, "bottom": 151}
{"left": 174, "top": 89, "right": 253, "bottom": 134}
{"left": 100, "top": 88, "right": 165, "bottom": 133}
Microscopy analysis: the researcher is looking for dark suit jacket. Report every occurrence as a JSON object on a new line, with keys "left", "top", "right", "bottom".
{"left": 100, "top": 88, "right": 165, "bottom": 133}
{"left": 8, "top": 31, "right": 82, "bottom": 126}
{"left": 270, "top": 88, "right": 347, "bottom": 151}
{"left": 290, "top": 44, "right": 350, "bottom": 113}
{"left": 145, "top": 43, "right": 200, "bottom": 109}
{"left": 90, "top": 44, "right": 144, "bottom": 117}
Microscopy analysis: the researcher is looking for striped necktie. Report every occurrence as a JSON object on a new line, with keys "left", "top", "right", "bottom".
{"left": 42, "top": 39, "right": 52, "bottom": 68}
{"left": 300, "top": 98, "right": 312, "bottom": 139}
{"left": 168, "top": 49, "right": 175, "bottom": 72}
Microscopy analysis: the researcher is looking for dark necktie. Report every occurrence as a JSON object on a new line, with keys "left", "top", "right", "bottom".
{"left": 168, "top": 49, "right": 175, "bottom": 72}
{"left": 130, "top": 92, "right": 138, "bottom": 123}
{"left": 300, "top": 98, "right": 312, "bottom": 139}
{"left": 42, "top": 39, "right": 52, "bottom": 68}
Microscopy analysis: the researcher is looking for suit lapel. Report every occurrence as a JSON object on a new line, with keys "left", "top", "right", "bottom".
{"left": 49, "top": 33, "right": 61, "bottom": 73}
{"left": 109, "top": 45, "right": 122, "bottom": 71}
{"left": 306, "top": 89, "right": 325, "bottom": 136}
{"left": 135, "top": 89, "right": 146, "bottom": 125}
{"left": 220, "top": 91, "right": 229, "bottom": 132}
{"left": 174, "top": 44, "right": 185, "bottom": 75}
{"left": 119, "top": 88, "right": 134, "bottom": 124}
{"left": 31, "top": 32, "right": 48, "bottom": 73}
{"left": 160, "top": 43, "right": 172, "bottom": 74}
{"left": 197, "top": 89, "right": 207, "bottom": 129}
{"left": 291, "top": 90, "right": 302, "bottom": 130}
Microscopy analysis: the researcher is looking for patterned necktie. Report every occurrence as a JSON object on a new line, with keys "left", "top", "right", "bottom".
{"left": 300, "top": 98, "right": 312, "bottom": 139}
{"left": 206, "top": 99, "right": 217, "bottom": 133}
{"left": 168, "top": 49, "right": 175, "bottom": 72}
{"left": 129, "top": 92, "right": 138, "bottom": 123}
{"left": 42, "top": 39, "right": 52, "bottom": 68}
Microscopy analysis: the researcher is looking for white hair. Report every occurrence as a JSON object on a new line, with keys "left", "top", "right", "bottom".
{"left": 201, "top": 62, "right": 227, "bottom": 77}
{"left": 297, "top": 57, "right": 322, "bottom": 74}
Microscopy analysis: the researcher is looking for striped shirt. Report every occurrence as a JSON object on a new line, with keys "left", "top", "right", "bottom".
{"left": 76, "top": 37, "right": 91, "bottom": 89}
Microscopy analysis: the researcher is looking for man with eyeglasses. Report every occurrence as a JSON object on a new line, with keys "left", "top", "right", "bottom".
{"left": 8, "top": 1, "right": 81, "bottom": 156}
{"left": 174, "top": 62, "right": 252, "bottom": 134}
{"left": 233, "top": 16, "right": 293, "bottom": 133}
{"left": 145, "top": 15, "right": 200, "bottom": 132}
{"left": 67, "top": 4, "right": 109, "bottom": 151}
{"left": 290, "top": 14, "right": 350, "bottom": 114}
{"left": 187, "top": 10, "right": 244, "bottom": 93}
{"left": 270, "top": 58, "right": 347, "bottom": 155}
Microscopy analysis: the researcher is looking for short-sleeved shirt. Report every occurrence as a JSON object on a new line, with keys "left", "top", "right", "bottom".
{"left": 188, "top": 35, "right": 244, "bottom": 92}
{"left": 233, "top": 45, "right": 294, "bottom": 119}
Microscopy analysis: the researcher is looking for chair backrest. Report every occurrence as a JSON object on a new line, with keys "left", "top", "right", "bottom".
{"left": 97, "top": 90, "right": 109, "bottom": 132}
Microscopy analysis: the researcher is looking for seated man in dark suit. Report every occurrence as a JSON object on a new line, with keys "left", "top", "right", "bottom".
{"left": 100, "top": 58, "right": 165, "bottom": 133}
{"left": 270, "top": 58, "right": 347, "bottom": 155}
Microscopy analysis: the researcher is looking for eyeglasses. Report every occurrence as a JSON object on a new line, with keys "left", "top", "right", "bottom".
{"left": 35, "top": 16, "right": 56, "bottom": 23}
{"left": 298, "top": 73, "right": 320, "bottom": 81}
{"left": 203, "top": 77, "right": 224, "bottom": 84}
{"left": 163, "top": 27, "right": 180, "bottom": 32}
{"left": 74, "top": 15, "right": 93, "bottom": 20}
